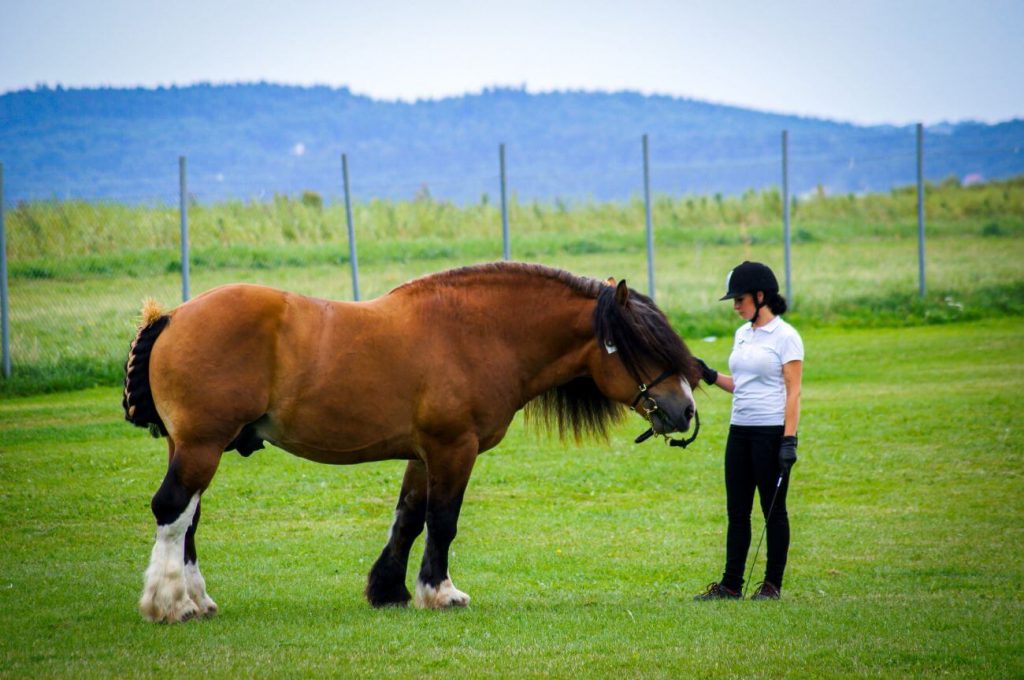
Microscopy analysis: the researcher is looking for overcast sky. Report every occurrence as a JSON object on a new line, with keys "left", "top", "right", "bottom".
{"left": 2, "top": 0, "right": 1022, "bottom": 125}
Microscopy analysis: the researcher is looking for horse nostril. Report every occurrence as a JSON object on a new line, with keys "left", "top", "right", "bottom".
{"left": 685, "top": 404, "right": 695, "bottom": 420}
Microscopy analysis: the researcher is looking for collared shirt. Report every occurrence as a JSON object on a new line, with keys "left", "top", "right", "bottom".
{"left": 728, "top": 315, "right": 804, "bottom": 426}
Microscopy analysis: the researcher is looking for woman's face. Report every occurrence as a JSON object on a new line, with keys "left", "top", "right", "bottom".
{"left": 733, "top": 292, "right": 762, "bottom": 321}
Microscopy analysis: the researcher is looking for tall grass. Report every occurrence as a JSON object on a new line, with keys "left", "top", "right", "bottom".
{"left": 7, "top": 177, "right": 1023, "bottom": 278}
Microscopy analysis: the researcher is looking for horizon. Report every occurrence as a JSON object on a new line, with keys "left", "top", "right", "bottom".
{"left": 5, "top": 80, "right": 1020, "bottom": 129}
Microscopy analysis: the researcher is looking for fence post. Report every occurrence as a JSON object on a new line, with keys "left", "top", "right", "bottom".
{"left": 500, "top": 143, "right": 510, "bottom": 260}
{"left": 342, "top": 153, "right": 361, "bottom": 301}
{"left": 916, "top": 123, "right": 926, "bottom": 298}
{"left": 782, "top": 130, "right": 791, "bottom": 302}
{"left": 0, "top": 162, "right": 10, "bottom": 378}
{"left": 642, "top": 134, "right": 655, "bottom": 301}
{"left": 179, "top": 156, "right": 190, "bottom": 302}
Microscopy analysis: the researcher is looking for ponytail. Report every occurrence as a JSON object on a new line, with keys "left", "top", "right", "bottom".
{"left": 766, "top": 292, "right": 788, "bottom": 315}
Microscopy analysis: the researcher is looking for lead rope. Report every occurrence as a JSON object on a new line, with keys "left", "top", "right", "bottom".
{"left": 743, "top": 468, "right": 786, "bottom": 598}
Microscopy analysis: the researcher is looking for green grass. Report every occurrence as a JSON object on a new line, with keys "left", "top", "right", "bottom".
{"left": 7, "top": 178, "right": 1024, "bottom": 280}
{"left": 4, "top": 228, "right": 1024, "bottom": 396}
{"left": 1, "top": 319, "right": 1022, "bottom": 677}
{"left": 3, "top": 177, "right": 1024, "bottom": 395}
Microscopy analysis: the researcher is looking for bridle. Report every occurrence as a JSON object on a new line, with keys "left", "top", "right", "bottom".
{"left": 630, "top": 369, "right": 700, "bottom": 449}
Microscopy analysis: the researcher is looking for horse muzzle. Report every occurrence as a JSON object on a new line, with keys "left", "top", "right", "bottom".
{"left": 649, "top": 402, "right": 695, "bottom": 435}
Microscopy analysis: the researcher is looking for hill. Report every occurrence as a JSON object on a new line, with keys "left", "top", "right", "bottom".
{"left": 1, "top": 83, "right": 1022, "bottom": 203}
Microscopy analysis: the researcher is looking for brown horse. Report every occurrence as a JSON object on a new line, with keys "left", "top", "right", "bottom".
{"left": 123, "top": 262, "right": 700, "bottom": 622}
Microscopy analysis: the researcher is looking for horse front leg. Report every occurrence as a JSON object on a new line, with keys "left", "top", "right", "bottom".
{"left": 366, "top": 460, "right": 428, "bottom": 607}
{"left": 414, "top": 434, "right": 478, "bottom": 609}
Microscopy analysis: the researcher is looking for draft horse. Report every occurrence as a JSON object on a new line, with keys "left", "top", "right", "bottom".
{"left": 123, "top": 262, "right": 700, "bottom": 622}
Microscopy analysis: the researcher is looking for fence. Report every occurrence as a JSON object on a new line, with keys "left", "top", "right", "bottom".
{"left": 1, "top": 127, "right": 1021, "bottom": 391}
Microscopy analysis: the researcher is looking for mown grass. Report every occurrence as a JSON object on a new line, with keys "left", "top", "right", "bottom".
{"left": 0, "top": 319, "right": 1021, "bottom": 678}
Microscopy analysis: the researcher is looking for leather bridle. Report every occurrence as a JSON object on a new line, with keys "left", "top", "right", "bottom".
{"left": 631, "top": 369, "right": 701, "bottom": 449}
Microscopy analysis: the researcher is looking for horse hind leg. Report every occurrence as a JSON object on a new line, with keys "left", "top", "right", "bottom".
{"left": 183, "top": 500, "right": 218, "bottom": 617}
{"left": 139, "top": 441, "right": 222, "bottom": 623}
{"left": 366, "top": 460, "right": 428, "bottom": 607}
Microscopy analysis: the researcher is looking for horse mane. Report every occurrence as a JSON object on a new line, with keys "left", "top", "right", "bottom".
{"left": 394, "top": 261, "right": 697, "bottom": 442}
{"left": 593, "top": 285, "right": 698, "bottom": 385}
{"left": 390, "top": 261, "right": 605, "bottom": 298}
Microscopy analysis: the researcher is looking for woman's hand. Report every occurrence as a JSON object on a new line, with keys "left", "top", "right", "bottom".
{"left": 695, "top": 358, "right": 718, "bottom": 385}
{"left": 779, "top": 435, "right": 798, "bottom": 470}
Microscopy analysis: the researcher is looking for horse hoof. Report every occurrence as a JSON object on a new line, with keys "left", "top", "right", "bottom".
{"left": 195, "top": 596, "right": 218, "bottom": 618}
{"left": 414, "top": 577, "right": 471, "bottom": 609}
{"left": 139, "top": 572, "right": 203, "bottom": 623}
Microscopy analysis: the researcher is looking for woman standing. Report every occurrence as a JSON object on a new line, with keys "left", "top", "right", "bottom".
{"left": 694, "top": 261, "right": 803, "bottom": 600}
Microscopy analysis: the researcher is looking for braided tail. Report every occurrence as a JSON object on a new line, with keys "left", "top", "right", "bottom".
{"left": 123, "top": 299, "right": 170, "bottom": 437}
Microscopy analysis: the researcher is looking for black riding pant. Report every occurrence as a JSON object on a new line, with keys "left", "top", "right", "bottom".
{"left": 720, "top": 424, "right": 790, "bottom": 591}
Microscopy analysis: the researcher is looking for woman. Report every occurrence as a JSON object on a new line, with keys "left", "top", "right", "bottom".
{"left": 694, "top": 261, "right": 803, "bottom": 600}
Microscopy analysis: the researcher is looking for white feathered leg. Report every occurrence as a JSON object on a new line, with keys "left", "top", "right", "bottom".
{"left": 139, "top": 493, "right": 201, "bottom": 623}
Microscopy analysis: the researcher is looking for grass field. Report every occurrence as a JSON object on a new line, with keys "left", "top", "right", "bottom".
{"left": 3, "top": 178, "right": 1024, "bottom": 395}
{"left": 2, "top": 318, "right": 1022, "bottom": 678}
{"left": 6, "top": 228, "right": 1024, "bottom": 396}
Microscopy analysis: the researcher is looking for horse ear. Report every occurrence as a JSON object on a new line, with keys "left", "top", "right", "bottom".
{"left": 604, "top": 277, "right": 617, "bottom": 287}
{"left": 614, "top": 280, "right": 630, "bottom": 306}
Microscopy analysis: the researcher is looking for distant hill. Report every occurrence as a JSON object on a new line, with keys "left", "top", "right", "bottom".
{"left": 1, "top": 83, "right": 1022, "bottom": 203}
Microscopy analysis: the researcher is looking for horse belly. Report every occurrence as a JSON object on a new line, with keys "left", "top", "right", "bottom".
{"left": 255, "top": 416, "right": 419, "bottom": 465}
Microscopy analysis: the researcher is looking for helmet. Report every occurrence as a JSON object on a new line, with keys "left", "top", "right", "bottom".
{"left": 719, "top": 261, "right": 779, "bottom": 301}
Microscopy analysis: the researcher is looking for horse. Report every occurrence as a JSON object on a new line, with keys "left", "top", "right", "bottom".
{"left": 122, "top": 261, "right": 700, "bottom": 623}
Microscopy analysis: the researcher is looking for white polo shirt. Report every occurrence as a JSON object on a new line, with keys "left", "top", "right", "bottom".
{"left": 728, "top": 315, "right": 804, "bottom": 426}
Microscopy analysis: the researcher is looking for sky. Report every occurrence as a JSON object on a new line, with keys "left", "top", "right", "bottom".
{"left": 2, "top": 0, "right": 1022, "bottom": 126}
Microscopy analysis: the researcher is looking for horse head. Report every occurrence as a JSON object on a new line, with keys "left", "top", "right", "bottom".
{"left": 590, "top": 280, "right": 700, "bottom": 437}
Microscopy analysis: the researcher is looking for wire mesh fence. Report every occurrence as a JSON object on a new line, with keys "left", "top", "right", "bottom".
{"left": 2, "top": 134, "right": 1022, "bottom": 393}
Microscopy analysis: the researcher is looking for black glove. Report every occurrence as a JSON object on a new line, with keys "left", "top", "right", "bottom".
{"left": 695, "top": 358, "right": 718, "bottom": 385}
{"left": 779, "top": 435, "right": 798, "bottom": 471}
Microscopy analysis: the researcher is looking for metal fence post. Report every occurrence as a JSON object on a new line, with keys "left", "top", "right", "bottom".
{"left": 0, "top": 162, "right": 10, "bottom": 378}
{"left": 342, "top": 153, "right": 361, "bottom": 301}
{"left": 179, "top": 156, "right": 190, "bottom": 301}
{"left": 500, "top": 143, "right": 510, "bottom": 260}
{"left": 916, "top": 123, "right": 926, "bottom": 298}
{"left": 642, "top": 134, "right": 655, "bottom": 301}
{"left": 782, "top": 130, "right": 791, "bottom": 302}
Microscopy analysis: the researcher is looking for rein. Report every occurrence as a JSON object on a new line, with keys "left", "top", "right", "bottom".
{"left": 630, "top": 369, "right": 701, "bottom": 449}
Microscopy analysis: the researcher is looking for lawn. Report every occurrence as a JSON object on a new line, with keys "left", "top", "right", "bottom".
{"left": 1, "top": 318, "right": 1021, "bottom": 678}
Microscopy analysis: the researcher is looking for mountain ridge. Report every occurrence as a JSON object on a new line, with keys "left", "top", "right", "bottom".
{"left": 2, "top": 82, "right": 1021, "bottom": 203}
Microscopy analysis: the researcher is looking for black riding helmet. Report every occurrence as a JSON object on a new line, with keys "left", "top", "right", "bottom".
{"left": 720, "top": 261, "right": 779, "bottom": 324}
{"left": 719, "top": 261, "right": 779, "bottom": 300}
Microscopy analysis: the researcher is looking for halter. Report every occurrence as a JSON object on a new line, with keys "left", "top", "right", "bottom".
{"left": 630, "top": 369, "right": 701, "bottom": 449}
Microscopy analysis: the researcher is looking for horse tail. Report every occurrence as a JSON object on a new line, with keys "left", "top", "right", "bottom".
{"left": 123, "top": 298, "right": 171, "bottom": 437}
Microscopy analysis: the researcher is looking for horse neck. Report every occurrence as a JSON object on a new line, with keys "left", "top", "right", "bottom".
{"left": 508, "top": 294, "right": 597, "bottom": 401}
